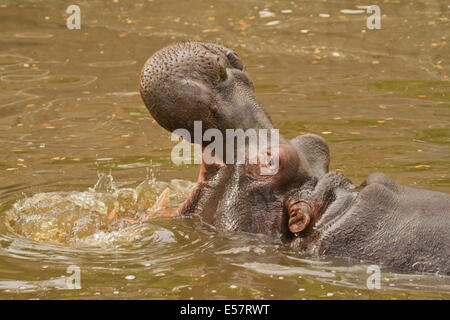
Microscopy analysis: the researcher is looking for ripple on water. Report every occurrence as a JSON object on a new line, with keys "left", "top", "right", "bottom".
{"left": 14, "top": 32, "right": 54, "bottom": 39}
{"left": 0, "top": 70, "right": 50, "bottom": 82}
{"left": 232, "top": 262, "right": 336, "bottom": 278}
{"left": 0, "top": 54, "right": 33, "bottom": 68}
{"left": 88, "top": 60, "right": 137, "bottom": 68}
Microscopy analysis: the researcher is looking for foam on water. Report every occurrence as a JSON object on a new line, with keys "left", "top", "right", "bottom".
{"left": 4, "top": 174, "right": 195, "bottom": 248}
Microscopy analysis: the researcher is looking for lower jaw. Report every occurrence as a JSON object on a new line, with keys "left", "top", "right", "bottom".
{"left": 175, "top": 182, "right": 203, "bottom": 216}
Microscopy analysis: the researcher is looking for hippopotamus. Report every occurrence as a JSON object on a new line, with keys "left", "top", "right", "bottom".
{"left": 139, "top": 41, "right": 450, "bottom": 275}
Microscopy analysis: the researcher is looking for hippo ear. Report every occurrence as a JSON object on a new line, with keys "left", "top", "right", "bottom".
{"left": 141, "top": 78, "right": 216, "bottom": 139}
{"left": 290, "top": 134, "right": 330, "bottom": 178}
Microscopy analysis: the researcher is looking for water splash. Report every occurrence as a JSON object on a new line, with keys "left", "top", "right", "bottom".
{"left": 3, "top": 174, "right": 195, "bottom": 248}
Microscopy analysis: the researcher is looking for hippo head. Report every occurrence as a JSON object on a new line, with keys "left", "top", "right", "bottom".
{"left": 140, "top": 41, "right": 331, "bottom": 243}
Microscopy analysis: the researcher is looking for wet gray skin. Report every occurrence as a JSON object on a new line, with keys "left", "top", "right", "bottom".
{"left": 140, "top": 41, "right": 450, "bottom": 275}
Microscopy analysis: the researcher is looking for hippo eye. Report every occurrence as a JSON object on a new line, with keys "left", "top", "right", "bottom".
{"left": 246, "top": 151, "right": 280, "bottom": 180}
{"left": 262, "top": 155, "right": 274, "bottom": 168}
{"left": 261, "top": 154, "right": 279, "bottom": 176}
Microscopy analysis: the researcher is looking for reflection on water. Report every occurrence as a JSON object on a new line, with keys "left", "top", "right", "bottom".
{"left": 0, "top": 0, "right": 449, "bottom": 299}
